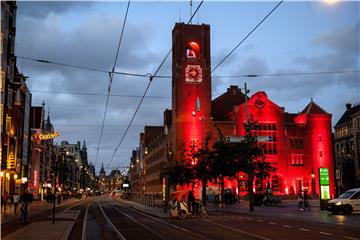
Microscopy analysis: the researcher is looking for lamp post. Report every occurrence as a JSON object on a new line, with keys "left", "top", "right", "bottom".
{"left": 242, "top": 82, "right": 255, "bottom": 212}
{"left": 196, "top": 97, "right": 205, "bottom": 149}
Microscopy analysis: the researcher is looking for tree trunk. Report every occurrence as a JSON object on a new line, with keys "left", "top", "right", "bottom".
{"left": 221, "top": 177, "right": 224, "bottom": 208}
{"left": 248, "top": 173, "right": 254, "bottom": 212}
{"left": 202, "top": 178, "right": 207, "bottom": 206}
{"left": 164, "top": 176, "right": 171, "bottom": 213}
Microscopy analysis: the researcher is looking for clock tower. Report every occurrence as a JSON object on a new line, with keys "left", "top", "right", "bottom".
{"left": 172, "top": 23, "right": 212, "bottom": 159}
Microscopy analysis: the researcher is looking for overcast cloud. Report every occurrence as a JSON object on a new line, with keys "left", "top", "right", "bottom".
{"left": 15, "top": 1, "right": 359, "bottom": 173}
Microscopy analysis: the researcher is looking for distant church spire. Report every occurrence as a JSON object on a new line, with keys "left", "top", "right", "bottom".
{"left": 82, "top": 140, "right": 87, "bottom": 150}
{"left": 100, "top": 162, "right": 105, "bottom": 174}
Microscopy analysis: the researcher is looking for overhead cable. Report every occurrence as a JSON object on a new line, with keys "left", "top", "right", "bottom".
{"left": 106, "top": 0, "right": 204, "bottom": 168}
{"left": 95, "top": 0, "right": 131, "bottom": 167}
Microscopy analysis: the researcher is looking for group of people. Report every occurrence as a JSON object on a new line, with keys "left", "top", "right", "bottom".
{"left": 1, "top": 190, "right": 33, "bottom": 218}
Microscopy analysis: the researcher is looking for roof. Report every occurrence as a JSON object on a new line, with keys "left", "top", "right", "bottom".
{"left": 335, "top": 104, "right": 360, "bottom": 127}
{"left": 212, "top": 85, "right": 247, "bottom": 121}
{"left": 301, "top": 100, "right": 329, "bottom": 115}
{"left": 100, "top": 163, "right": 105, "bottom": 174}
{"left": 284, "top": 113, "right": 297, "bottom": 124}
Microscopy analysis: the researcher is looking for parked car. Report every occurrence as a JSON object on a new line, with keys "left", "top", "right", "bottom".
{"left": 327, "top": 188, "right": 360, "bottom": 215}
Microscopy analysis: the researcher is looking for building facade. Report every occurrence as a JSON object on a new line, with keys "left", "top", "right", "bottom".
{"left": 128, "top": 22, "right": 335, "bottom": 199}
{"left": 1, "top": 1, "right": 32, "bottom": 196}
{"left": 233, "top": 92, "right": 335, "bottom": 197}
{"left": 334, "top": 103, "right": 360, "bottom": 193}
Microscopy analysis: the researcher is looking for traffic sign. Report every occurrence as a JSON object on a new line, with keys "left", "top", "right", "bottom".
{"left": 226, "top": 136, "right": 272, "bottom": 143}
{"left": 226, "top": 136, "right": 244, "bottom": 143}
{"left": 257, "top": 136, "right": 272, "bottom": 142}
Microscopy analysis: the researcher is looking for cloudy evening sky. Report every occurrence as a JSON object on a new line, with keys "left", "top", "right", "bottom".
{"left": 15, "top": 1, "right": 359, "bottom": 174}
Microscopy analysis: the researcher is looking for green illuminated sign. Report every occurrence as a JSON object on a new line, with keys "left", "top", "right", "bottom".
{"left": 320, "top": 186, "right": 330, "bottom": 200}
{"left": 319, "top": 168, "right": 329, "bottom": 185}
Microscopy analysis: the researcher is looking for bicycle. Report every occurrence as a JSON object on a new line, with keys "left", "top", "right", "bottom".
{"left": 297, "top": 200, "right": 311, "bottom": 211}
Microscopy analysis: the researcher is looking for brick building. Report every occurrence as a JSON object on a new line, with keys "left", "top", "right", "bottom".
{"left": 128, "top": 22, "right": 335, "bottom": 199}
{"left": 334, "top": 103, "right": 360, "bottom": 193}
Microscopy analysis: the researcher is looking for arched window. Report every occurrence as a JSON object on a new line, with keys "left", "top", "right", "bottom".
{"left": 186, "top": 41, "right": 200, "bottom": 58}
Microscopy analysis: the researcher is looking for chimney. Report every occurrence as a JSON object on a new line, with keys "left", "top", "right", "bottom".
{"left": 346, "top": 103, "right": 352, "bottom": 110}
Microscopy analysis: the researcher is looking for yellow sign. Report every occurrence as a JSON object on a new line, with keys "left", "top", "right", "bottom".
{"left": 33, "top": 131, "right": 60, "bottom": 141}
{"left": 7, "top": 152, "right": 16, "bottom": 169}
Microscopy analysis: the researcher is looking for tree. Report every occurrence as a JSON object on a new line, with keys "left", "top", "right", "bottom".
{"left": 160, "top": 147, "right": 194, "bottom": 210}
{"left": 210, "top": 126, "right": 276, "bottom": 211}
{"left": 191, "top": 132, "right": 213, "bottom": 206}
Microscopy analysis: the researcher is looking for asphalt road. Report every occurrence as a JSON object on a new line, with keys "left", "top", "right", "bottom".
{"left": 70, "top": 196, "right": 360, "bottom": 240}
{"left": 3, "top": 196, "right": 360, "bottom": 240}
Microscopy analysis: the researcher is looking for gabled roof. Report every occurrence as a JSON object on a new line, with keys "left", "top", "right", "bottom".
{"left": 212, "top": 85, "right": 247, "bottom": 121}
{"left": 301, "top": 100, "right": 329, "bottom": 115}
{"left": 335, "top": 104, "right": 360, "bottom": 127}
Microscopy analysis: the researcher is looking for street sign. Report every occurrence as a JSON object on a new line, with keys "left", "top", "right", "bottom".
{"left": 226, "top": 136, "right": 272, "bottom": 143}
{"left": 335, "top": 170, "right": 340, "bottom": 180}
{"left": 257, "top": 136, "right": 272, "bottom": 142}
{"left": 320, "top": 186, "right": 330, "bottom": 200}
{"left": 319, "top": 168, "right": 329, "bottom": 185}
{"left": 226, "top": 136, "right": 244, "bottom": 143}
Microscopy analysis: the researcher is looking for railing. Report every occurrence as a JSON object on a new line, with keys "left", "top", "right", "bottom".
{"left": 131, "top": 194, "right": 163, "bottom": 207}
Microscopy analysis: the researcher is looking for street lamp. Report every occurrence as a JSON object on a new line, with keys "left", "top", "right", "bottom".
{"left": 195, "top": 97, "right": 205, "bottom": 149}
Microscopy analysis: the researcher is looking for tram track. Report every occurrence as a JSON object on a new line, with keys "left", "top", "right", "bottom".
{"left": 113, "top": 201, "right": 208, "bottom": 240}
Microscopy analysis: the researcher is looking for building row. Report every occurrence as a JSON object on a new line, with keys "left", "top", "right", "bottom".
{"left": 128, "top": 22, "right": 359, "bottom": 200}
{"left": 97, "top": 164, "right": 125, "bottom": 193}
{"left": 1, "top": 1, "right": 96, "bottom": 199}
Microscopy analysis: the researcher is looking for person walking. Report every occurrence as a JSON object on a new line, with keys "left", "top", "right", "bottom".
{"left": 1, "top": 195, "right": 5, "bottom": 214}
{"left": 13, "top": 192, "right": 20, "bottom": 214}
{"left": 7, "top": 193, "right": 14, "bottom": 216}
{"left": 20, "top": 189, "right": 33, "bottom": 223}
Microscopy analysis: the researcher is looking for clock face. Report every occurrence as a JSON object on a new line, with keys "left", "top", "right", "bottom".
{"left": 185, "top": 65, "right": 202, "bottom": 84}
{"left": 255, "top": 99, "right": 265, "bottom": 109}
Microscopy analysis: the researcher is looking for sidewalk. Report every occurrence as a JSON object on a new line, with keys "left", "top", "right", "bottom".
{"left": 2, "top": 220, "right": 74, "bottom": 240}
{"left": 1, "top": 197, "right": 82, "bottom": 225}
{"left": 113, "top": 198, "right": 321, "bottom": 219}
{"left": 114, "top": 197, "right": 169, "bottom": 218}
{"left": 206, "top": 199, "right": 322, "bottom": 213}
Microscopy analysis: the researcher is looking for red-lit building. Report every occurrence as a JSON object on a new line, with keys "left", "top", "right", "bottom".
{"left": 231, "top": 92, "right": 335, "bottom": 197}
{"left": 128, "top": 22, "right": 335, "bottom": 199}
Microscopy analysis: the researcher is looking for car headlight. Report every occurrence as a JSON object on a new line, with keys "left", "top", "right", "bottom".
{"left": 335, "top": 202, "right": 342, "bottom": 206}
